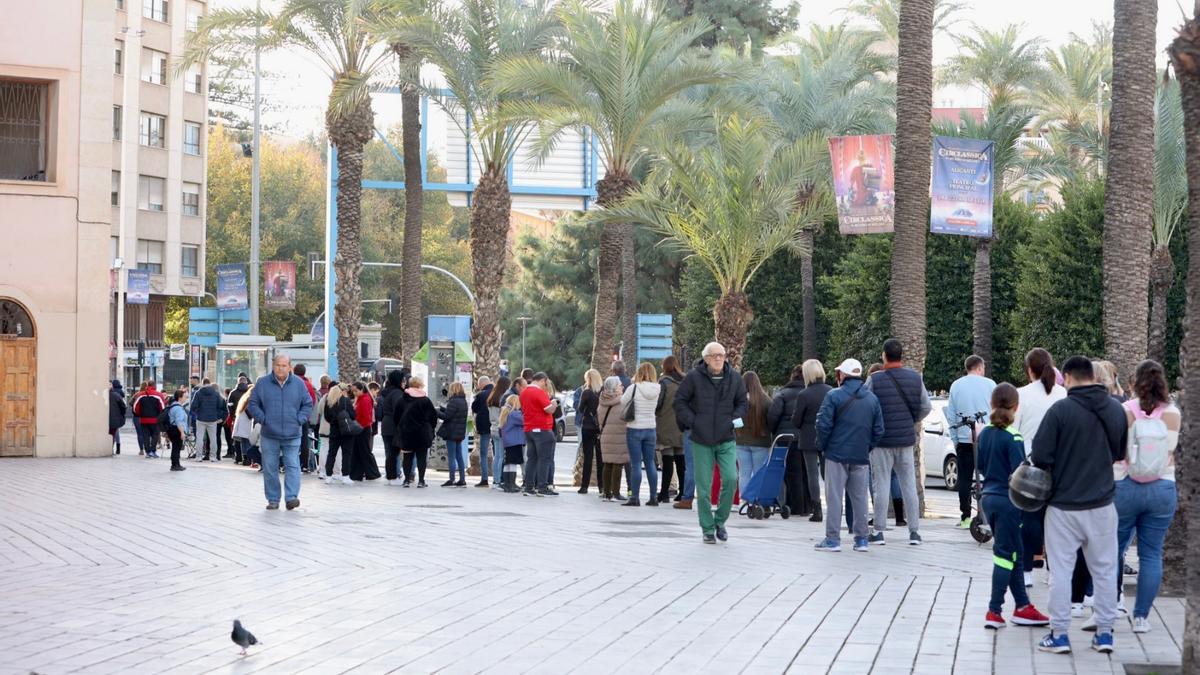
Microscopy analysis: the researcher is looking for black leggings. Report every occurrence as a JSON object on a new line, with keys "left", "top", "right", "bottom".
{"left": 1071, "top": 550, "right": 1092, "bottom": 603}
{"left": 325, "top": 435, "right": 351, "bottom": 477}
{"left": 658, "top": 451, "right": 685, "bottom": 499}
{"left": 579, "top": 428, "right": 602, "bottom": 489}
{"left": 384, "top": 435, "right": 402, "bottom": 481}
{"left": 403, "top": 448, "right": 428, "bottom": 482}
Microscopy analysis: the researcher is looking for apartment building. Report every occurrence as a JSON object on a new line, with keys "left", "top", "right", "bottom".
{"left": 111, "top": 0, "right": 207, "bottom": 386}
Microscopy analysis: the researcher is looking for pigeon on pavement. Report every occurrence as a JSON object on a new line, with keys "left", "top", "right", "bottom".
{"left": 231, "top": 619, "right": 259, "bottom": 655}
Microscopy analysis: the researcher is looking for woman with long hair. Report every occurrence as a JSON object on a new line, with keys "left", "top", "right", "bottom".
{"left": 233, "top": 382, "right": 259, "bottom": 468}
{"left": 439, "top": 381, "right": 469, "bottom": 487}
{"left": 734, "top": 371, "right": 772, "bottom": 497}
{"left": 322, "top": 384, "right": 354, "bottom": 484}
{"left": 620, "top": 362, "right": 662, "bottom": 506}
{"left": 497, "top": 394, "right": 525, "bottom": 492}
{"left": 655, "top": 356, "right": 686, "bottom": 504}
{"left": 487, "top": 376, "right": 511, "bottom": 490}
{"left": 577, "top": 369, "right": 604, "bottom": 494}
{"left": 1014, "top": 348, "right": 1067, "bottom": 586}
{"left": 349, "top": 381, "right": 380, "bottom": 481}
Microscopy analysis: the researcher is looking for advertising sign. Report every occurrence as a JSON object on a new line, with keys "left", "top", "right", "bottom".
{"left": 169, "top": 344, "right": 186, "bottom": 360}
{"left": 190, "top": 345, "right": 202, "bottom": 378}
{"left": 127, "top": 269, "right": 150, "bottom": 305}
{"left": 263, "top": 261, "right": 297, "bottom": 310}
{"left": 216, "top": 264, "right": 248, "bottom": 310}
{"left": 828, "top": 134, "right": 895, "bottom": 234}
{"left": 930, "top": 136, "right": 995, "bottom": 237}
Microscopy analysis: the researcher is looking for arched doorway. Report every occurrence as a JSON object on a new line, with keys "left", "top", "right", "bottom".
{"left": 0, "top": 299, "right": 36, "bottom": 457}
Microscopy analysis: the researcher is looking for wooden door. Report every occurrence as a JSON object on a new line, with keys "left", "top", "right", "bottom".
{"left": 0, "top": 339, "right": 36, "bottom": 456}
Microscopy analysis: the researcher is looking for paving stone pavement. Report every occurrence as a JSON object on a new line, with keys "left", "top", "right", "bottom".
{"left": 0, "top": 432, "right": 1184, "bottom": 674}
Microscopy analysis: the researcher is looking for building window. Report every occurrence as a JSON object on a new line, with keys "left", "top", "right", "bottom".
{"left": 184, "top": 121, "right": 201, "bottom": 155}
{"left": 136, "top": 239, "right": 164, "bottom": 274}
{"left": 115, "top": 41, "right": 124, "bottom": 75}
{"left": 143, "top": 0, "right": 169, "bottom": 23}
{"left": 113, "top": 105, "right": 122, "bottom": 140}
{"left": 0, "top": 79, "right": 50, "bottom": 182}
{"left": 111, "top": 237, "right": 120, "bottom": 265}
{"left": 137, "top": 175, "right": 164, "bottom": 211}
{"left": 139, "top": 111, "right": 165, "bottom": 148}
{"left": 111, "top": 171, "right": 120, "bottom": 205}
{"left": 186, "top": 1, "right": 204, "bottom": 32}
{"left": 116, "top": 0, "right": 125, "bottom": 9}
{"left": 184, "top": 64, "right": 202, "bottom": 94}
{"left": 181, "top": 245, "right": 199, "bottom": 277}
{"left": 141, "top": 48, "right": 167, "bottom": 85}
{"left": 182, "top": 182, "right": 200, "bottom": 216}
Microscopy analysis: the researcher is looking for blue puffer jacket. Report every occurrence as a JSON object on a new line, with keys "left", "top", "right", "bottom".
{"left": 500, "top": 408, "right": 525, "bottom": 447}
{"left": 815, "top": 378, "right": 884, "bottom": 465}
{"left": 247, "top": 373, "right": 314, "bottom": 440}
{"left": 865, "top": 366, "right": 929, "bottom": 447}
{"left": 190, "top": 385, "right": 227, "bottom": 423}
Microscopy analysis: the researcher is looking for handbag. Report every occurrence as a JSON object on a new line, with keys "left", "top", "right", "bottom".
{"left": 622, "top": 384, "right": 638, "bottom": 422}
{"left": 338, "top": 409, "right": 364, "bottom": 436}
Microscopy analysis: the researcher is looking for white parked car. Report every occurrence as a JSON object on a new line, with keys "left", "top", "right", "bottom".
{"left": 922, "top": 398, "right": 959, "bottom": 490}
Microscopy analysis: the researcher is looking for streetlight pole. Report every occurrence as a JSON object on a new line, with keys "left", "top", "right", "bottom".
{"left": 249, "top": 0, "right": 262, "bottom": 334}
{"left": 517, "top": 316, "right": 532, "bottom": 373}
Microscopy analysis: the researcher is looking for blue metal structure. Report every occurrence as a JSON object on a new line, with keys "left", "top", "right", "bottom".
{"left": 635, "top": 314, "right": 673, "bottom": 362}
{"left": 188, "top": 307, "right": 251, "bottom": 347}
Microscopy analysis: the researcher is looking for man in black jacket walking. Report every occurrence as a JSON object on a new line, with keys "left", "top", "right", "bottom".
{"left": 1032, "top": 356, "right": 1127, "bottom": 655}
{"left": 674, "top": 342, "right": 747, "bottom": 544}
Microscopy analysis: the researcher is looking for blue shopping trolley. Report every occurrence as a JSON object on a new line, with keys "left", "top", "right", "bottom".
{"left": 738, "top": 434, "right": 793, "bottom": 520}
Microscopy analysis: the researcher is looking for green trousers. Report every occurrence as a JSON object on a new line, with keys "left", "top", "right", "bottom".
{"left": 693, "top": 439, "right": 737, "bottom": 534}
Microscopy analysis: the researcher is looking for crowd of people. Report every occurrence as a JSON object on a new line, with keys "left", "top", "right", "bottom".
{"left": 106, "top": 337, "right": 1178, "bottom": 654}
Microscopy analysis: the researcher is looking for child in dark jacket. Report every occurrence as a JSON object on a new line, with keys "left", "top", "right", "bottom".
{"left": 977, "top": 383, "right": 1050, "bottom": 630}
{"left": 498, "top": 395, "right": 525, "bottom": 493}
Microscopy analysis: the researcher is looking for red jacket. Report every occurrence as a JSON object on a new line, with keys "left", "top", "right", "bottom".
{"left": 132, "top": 388, "right": 168, "bottom": 424}
{"left": 302, "top": 376, "right": 317, "bottom": 404}
{"left": 355, "top": 392, "right": 374, "bottom": 430}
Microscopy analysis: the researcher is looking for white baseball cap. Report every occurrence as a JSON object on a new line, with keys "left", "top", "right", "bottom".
{"left": 835, "top": 358, "right": 864, "bottom": 377}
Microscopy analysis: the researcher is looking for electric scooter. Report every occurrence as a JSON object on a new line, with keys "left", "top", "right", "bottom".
{"left": 952, "top": 411, "right": 992, "bottom": 544}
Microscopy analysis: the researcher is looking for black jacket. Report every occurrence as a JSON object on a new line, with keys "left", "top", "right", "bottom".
{"left": 190, "top": 385, "right": 227, "bottom": 423}
{"left": 674, "top": 360, "right": 748, "bottom": 447}
{"left": 472, "top": 385, "right": 494, "bottom": 434}
{"left": 108, "top": 388, "right": 127, "bottom": 429}
{"left": 398, "top": 394, "right": 439, "bottom": 450}
{"left": 227, "top": 382, "right": 249, "bottom": 418}
{"left": 791, "top": 381, "right": 832, "bottom": 452}
{"left": 578, "top": 388, "right": 601, "bottom": 432}
{"left": 377, "top": 384, "right": 406, "bottom": 437}
{"left": 323, "top": 396, "right": 356, "bottom": 440}
{"left": 438, "top": 394, "right": 469, "bottom": 441}
{"left": 767, "top": 379, "right": 806, "bottom": 439}
{"left": 1031, "top": 384, "right": 1128, "bottom": 510}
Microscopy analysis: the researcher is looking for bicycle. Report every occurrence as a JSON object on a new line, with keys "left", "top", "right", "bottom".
{"left": 951, "top": 411, "right": 992, "bottom": 544}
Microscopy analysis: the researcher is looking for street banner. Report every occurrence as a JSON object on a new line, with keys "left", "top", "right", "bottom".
{"left": 310, "top": 315, "right": 324, "bottom": 343}
{"left": 216, "top": 264, "right": 248, "bottom": 310}
{"left": 127, "top": 269, "right": 150, "bottom": 305}
{"left": 190, "top": 345, "right": 202, "bottom": 378}
{"left": 263, "top": 261, "right": 297, "bottom": 310}
{"left": 931, "top": 136, "right": 995, "bottom": 237}
{"left": 828, "top": 134, "right": 895, "bottom": 234}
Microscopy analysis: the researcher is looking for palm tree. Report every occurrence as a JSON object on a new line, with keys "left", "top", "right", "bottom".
{"left": 941, "top": 24, "right": 1044, "bottom": 107}
{"left": 183, "top": 0, "right": 391, "bottom": 381}
{"left": 601, "top": 116, "right": 831, "bottom": 368}
{"left": 890, "top": 0, "right": 934, "bottom": 372}
{"left": 1166, "top": 6, "right": 1199, "bottom": 662}
{"left": 1032, "top": 23, "right": 1112, "bottom": 133}
{"left": 1102, "top": 0, "right": 1158, "bottom": 382}
{"left": 843, "top": 0, "right": 964, "bottom": 51}
{"left": 370, "top": 0, "right": 560, "bottom": 380}
{"left": 1149, "top": 80, "right": 1186, "bottom": 364}
{"left": 491, "top": 0, "right": 725, "bottom": 370}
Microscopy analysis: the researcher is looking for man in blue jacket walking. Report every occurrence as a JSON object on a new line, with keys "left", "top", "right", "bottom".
{"left": 814, "top": 359, "right": 884, "bottom": 552}
{"left": 247, "top": 355, "right": 314, "bottom": 510}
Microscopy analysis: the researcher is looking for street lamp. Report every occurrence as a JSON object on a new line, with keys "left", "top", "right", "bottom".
{"left": 517, "top": 316, "right": 532, "bottom": 372}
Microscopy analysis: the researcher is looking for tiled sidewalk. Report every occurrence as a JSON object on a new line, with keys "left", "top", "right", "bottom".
{"left": 0, "top": 434, "right": 1184, "bottom": 674}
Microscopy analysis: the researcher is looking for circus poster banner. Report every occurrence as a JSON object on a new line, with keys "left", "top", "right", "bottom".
{"left": 930, "top": 136, "right": 995, "bottom": 238}
{"left": 828, "top": 134, "right": 895, "bottom": 234}
{"left": 263, "top": 261, "right": 297, "bottom": 310}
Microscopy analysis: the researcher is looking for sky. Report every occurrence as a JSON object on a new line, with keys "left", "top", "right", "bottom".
{"left": 215, "top": 0, "right": 1189, "bottom": 140}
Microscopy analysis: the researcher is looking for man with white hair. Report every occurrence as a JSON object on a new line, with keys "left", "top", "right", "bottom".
{"left": 247, "top": 354, "right": 313, "bottom": 510}
{"left": 674, "top": 342, "right": 747, "bottom": 544}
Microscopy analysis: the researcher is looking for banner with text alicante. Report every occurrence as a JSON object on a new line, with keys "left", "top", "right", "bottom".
{"left": 828, "top": 134, "right": 895, "bottom": 234}
{"left": 216, "top": 264, "right": 248, "bottom": 311}
{"left": 930, "top": 136, "right": 994, "bottom": 238}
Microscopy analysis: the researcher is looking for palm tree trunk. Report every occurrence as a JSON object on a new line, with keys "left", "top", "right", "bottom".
{"left": 621, "top": 223, "right": 637, "bottom": 362}
{"left": 469, "top": 166, "right": 510, "bottom": 382}
{"left": 1102, "top": 0, "right": 1158, "bottom": 382}
{"left": 1148, "top": 244, "right": 1175, "bottom": 364}
{"left": 1167, "top": 13, "right": 1200, "bottom": 668}
{"left": 800, "top": 229, "right": 816, "bottom": 361}
{"left": 399, "top": 81, "right": 424, "bottom": 364}
{"left": 591, "top": 172, "right": 637, "bottom": 371}
{"left": 890, "top": 0, "right": 933, "bottom": 372}
{"left": 713, "top": 290, "right": 753, "bottom": 371}
{"left": 327, "top": 97, "right": 374, "bottom": 382}
{"left": 972, "top": 237, "right": 993, "bottom": 374}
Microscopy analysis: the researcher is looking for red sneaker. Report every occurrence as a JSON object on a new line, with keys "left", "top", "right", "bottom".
{"left": 985, "top": 611, "right": 1006, "bottom": 629}
{"left": 1012, "top": 605, "right": 1050, "bottom": 626}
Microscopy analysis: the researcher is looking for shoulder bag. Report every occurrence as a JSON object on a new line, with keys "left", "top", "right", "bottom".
{"left": 622, "top": 384, "right": 638, "bottom": 422}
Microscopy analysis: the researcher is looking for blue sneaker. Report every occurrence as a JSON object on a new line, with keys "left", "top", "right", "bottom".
{"left": 814, "top": 538, "right": 842, "bottom": 552}
{"left": 853, "top": 537, "right": 870, "bottom": 552}
{"left": 1038, "top": 632, "right": 1071, "bottom": 654}
{"left": 1091, "top": 632, "right": 1114, "bottom": 653}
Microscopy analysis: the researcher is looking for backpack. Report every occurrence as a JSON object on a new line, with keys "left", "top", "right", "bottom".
{"left": 1124, "top": 402, "right": 1172, "bottom": 483}
{"left": 157, "top": 402, "right": 175, "bottom": 428}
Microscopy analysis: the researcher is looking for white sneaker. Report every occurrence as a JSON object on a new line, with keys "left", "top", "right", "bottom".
{"left": 1071, "top": 603, "right": 1084, "bottom": 618}
{"left": 340, "top": 475, "right": 353, "bottom": 485}
{"left": 1024, "top": 572, "right": 1033, "bottom": 588}
{"left": 1132, "top": 617, "right": 1150, "bottom": 633}
{"left": 385, "top": 479, "right": 396, "bottom": 486}
{"left": 1083, "top": 594, "right": 1094, "bottom": 608}
{"left": 317, "top": 473, "right": 325, "bottom": 480}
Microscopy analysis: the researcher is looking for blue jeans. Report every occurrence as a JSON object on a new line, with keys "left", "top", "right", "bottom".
{"left": 735, "top": 445, "right": 769, "bottom": 497}
{"left": 477, "top": 433, "right": 491, "bottom": 481}
{"left": 682, "top": 431, "right": 695, "bottom": 499}
{"left": 626, "top": 428, "right": 658, "bottom": 500}
{"left": 1116, "top": 478, "right": 1177, "bottom": 618}
{"left": 447, "top": 439, "right": 466, "bottom": 481}
{"left": 259, "top": 435, "right": 301, "bottom": 505}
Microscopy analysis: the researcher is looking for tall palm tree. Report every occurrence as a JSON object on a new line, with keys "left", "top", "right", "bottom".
{"left": 890, "top": 0, "right": 934, "bottom": 371}
{"left": 492, "top": 0, "right": 725, "bottom": 370}
{"left": 183, "top": 0, "right": 390, "bottom": 381}
{"left": 1102, "top": 0, "right": 1157, "bottom": 381}
{"left": 1032, "top": 23, "right": 1112, "bottom": 135}
{"left": 1149, "top": 80, "right": 1186, "bottom": 364}
{"left": 1166, "top": 6, "right": 1199, "bottom": 664}
{"left": 941, "top": 24, "right": 1044, "bottom": 107}
{"left": 370, "top": 0, "right": 560, "bottom": 380}
{"left": 601, "top": 116, "right": 831, "bottom": 368}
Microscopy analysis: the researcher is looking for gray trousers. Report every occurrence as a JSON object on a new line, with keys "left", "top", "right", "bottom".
{"left": 1045, "top": 504, "right": 1119, "bottom": 632}
{"left": 197, "top": 421, "right": 221, "bottom": 458}
{"left": 825, "top": 459, "right": 869, "bottom": 542}
{"left": 869, "top": 446, "right": 921, "bottom": 533}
